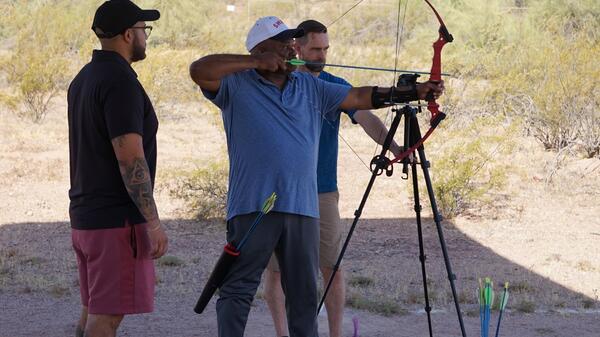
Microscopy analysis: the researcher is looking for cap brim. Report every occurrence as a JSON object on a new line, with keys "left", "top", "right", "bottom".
{"left": 270, "top": 28, "right": 304, "bottom": 42}
{"left": 139, "top": 9, "right": 160, "bottom": 22}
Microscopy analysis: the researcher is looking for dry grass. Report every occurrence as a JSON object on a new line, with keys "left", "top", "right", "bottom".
{"left": 157, "top": 255, "right": 186, "bottom": 267}
{"left": 0, "top": 246, "right": 75, "bottom": 296}
{"left": 516, "top": 299, "right": 536, "bottom": 313}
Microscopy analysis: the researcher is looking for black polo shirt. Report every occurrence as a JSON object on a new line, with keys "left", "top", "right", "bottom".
{"left": 67, "top": 50, "right": 158, "bottom": 230}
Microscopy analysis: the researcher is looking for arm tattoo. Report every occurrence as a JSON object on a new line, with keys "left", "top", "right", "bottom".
{"left": 113, "top": 135, "right": 127, "bottom": 148}
{"left": 118, "top": 157, "right": 158, "bottom": 222}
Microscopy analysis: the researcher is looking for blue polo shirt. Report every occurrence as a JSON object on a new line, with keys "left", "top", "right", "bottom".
{"left": 203, "top": 70, "right": 351, "bottom": 220}
{"left": 317, "top": 71, "right": 356, "bottom": 193}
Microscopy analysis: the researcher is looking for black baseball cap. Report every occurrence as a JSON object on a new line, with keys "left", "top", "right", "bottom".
{"left": 92, "top": 0, "right": 160, "bottom": 38}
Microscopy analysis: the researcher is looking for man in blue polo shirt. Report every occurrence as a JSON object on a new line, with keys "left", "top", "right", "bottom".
{"left": 189, "top": 16, "right": 442, "bottom": 337}
{"left": 263, "top": 19, "right": 403, "bottom": 337}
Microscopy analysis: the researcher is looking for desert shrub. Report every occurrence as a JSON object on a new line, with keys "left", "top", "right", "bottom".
{"left": 480, "top": 1, "right": 600, "bottom": 156}
{"left": 0, "top": 1, "right": 95, "bottom": 122}
{"left": 574, "top": 104, "right": 600, "bottom": 158}
{"left": 428, "top": 116, "right": 515, "bottom": 218}
{"left": 520, "top": 37, "right": 600, "bottom": 156}
{"left": 348, "top": 275, "right": 375, "bottom": 288}
{"left": 0, "top": 92, "right": 18, "bottom": 111}
{"left": 515, "top": 299, "right": 536, "bottom": 313}
{"left": 346, "top": 291, "right": 407, "bottom": 316}
{"left": 157, "top": 255, "right": 185, "bottom": 267}
{"left": 170, "top": 160, "right": 229, "bottom": 220}
{"left": 430, "top": 0, "right": 600, "bottom": 158}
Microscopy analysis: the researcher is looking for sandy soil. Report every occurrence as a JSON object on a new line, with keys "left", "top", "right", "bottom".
{"left": 1, "top": 99, "right": 599, "bottom": 337}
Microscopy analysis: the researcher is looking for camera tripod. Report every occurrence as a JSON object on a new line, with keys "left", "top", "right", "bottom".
{"left": 318, "top": 77, "right": 467, "bottom": 337}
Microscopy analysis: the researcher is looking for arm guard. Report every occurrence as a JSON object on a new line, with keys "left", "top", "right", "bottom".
{"left": 371, "top": 84, "right": 419, "bottom": 109}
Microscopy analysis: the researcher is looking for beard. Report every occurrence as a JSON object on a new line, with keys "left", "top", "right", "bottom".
{"left": 305, "top": 62, "right": 325, "bottom": 72}
{"left": 304, "top": 57, "right": 325, "bottom": 72}
{"left": 131, "top": 35, "right": 146, "bottom": 62}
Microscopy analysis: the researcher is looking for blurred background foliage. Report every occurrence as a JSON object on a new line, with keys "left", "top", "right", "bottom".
{"left": 0, "top": 0, "right": 598, "bottom": 218}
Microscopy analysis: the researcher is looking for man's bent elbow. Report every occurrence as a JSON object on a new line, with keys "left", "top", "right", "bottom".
{"left": 189, "top": 60, "right": 204, "bottom": 86}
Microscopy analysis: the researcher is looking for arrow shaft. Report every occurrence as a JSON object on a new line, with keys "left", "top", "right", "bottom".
{"left": 290, "top": 59, "right": 452, "bottom": 76}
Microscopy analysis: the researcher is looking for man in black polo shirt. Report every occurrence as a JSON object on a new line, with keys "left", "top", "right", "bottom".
{"left": 67, "top": 1, "right": 167, "bottom": 336}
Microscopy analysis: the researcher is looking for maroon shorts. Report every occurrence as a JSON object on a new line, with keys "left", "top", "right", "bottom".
{"left": 72, "top": 222, "right": 155, "bottom": 315}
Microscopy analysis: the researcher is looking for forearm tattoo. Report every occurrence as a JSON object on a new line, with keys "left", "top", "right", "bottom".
{"left": 118, "top": 157, "right": 158, "bottom": 222}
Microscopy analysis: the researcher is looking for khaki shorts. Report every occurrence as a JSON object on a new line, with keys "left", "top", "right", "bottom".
{"left": 267, "top": 191, "right": 342, "bottom": 271}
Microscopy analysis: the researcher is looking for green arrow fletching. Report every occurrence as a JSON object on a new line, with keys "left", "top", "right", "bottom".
{"left": 478, "top": 278, "right": 485, "bottom": 307}
{"left": 287, "top": 58, "right": 306, "bottom": 66}
{"left": 261, "top": 192, "right": 277, "bottom": 214}
{"left": 483, "top": 278, "right": 494, "bottom": 306}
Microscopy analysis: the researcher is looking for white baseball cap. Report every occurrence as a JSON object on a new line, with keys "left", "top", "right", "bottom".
{"left": 245, "top": 16, "right": 304, "bottom": 52}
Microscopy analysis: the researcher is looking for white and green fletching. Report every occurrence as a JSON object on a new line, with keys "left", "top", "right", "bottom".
{"left": 500, "top": 282, "right": 510, "bottom": 310}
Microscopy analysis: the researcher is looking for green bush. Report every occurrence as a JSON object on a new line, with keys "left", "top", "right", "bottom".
{"left": 428, "top": 116, "right": 514, "bottom": 218}
{"left": 433, "top": 0, "right": 600, "bottom": 158}
{"left": 0, "top": 1, "right": 95, "bottom": 122}
{"left": 170, "top": 160, "right": 229, "bottom": 220}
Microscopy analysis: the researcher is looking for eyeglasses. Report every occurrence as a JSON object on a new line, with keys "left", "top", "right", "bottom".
{"left": 130, "top": 25, "right": 153, "bottom": 38}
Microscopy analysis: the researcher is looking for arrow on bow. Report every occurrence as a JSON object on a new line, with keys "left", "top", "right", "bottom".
{"left": 286, "top": 58, "right": 453, "bottom": 77}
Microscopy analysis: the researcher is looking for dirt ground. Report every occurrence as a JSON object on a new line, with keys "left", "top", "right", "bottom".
{"left": 1, "top": 98, "right": 599, "bottom": 337}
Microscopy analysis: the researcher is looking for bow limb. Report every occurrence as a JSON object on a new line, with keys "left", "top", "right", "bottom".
{"left": 386, "top": 0, "right": 453, "bottom": 167}
{"left": 424, "top": 0, "right": 453, "bottom": 125}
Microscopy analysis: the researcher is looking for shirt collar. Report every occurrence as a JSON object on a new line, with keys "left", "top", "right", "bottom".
{"left": 91, "top": 50, "right": 138, "bottom": 77}
{"left": 250, "top": 69, "right": 298, "bottom": 86}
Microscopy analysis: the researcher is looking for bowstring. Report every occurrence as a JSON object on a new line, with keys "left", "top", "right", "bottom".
{"left": 324, "top": 0, "right": 372, "bottom": 172}
{"left": 371, "top": 0, "right": 409, "bottom": 160}
{"left": 320, "top": 0, "right": 410, "bottom": 172}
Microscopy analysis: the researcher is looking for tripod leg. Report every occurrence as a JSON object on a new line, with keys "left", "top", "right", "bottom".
{"left": 318, "top": 107, "right": 405, "bottom": 313}
{"left": 411, "top": 160, "right": 434, "bottom": 337}
{"left": 416, "top": 146, "right": 468, "bottom": 337}
{"left": 318, "top": 169, "right": 377, "bottom": 312}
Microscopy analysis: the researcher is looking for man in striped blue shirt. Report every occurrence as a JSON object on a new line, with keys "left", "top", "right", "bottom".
{"left": 263, "top": 19, "right": 403, "bottom": 337}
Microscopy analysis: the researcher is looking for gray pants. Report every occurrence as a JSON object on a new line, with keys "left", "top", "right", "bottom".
{"left": 217, "top": 212, "right": 320, "bottom": 337}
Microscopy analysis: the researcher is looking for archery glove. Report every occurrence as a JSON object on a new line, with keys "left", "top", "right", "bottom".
{"left": 371, "top": 84, "right": 419, "bottom": 108}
